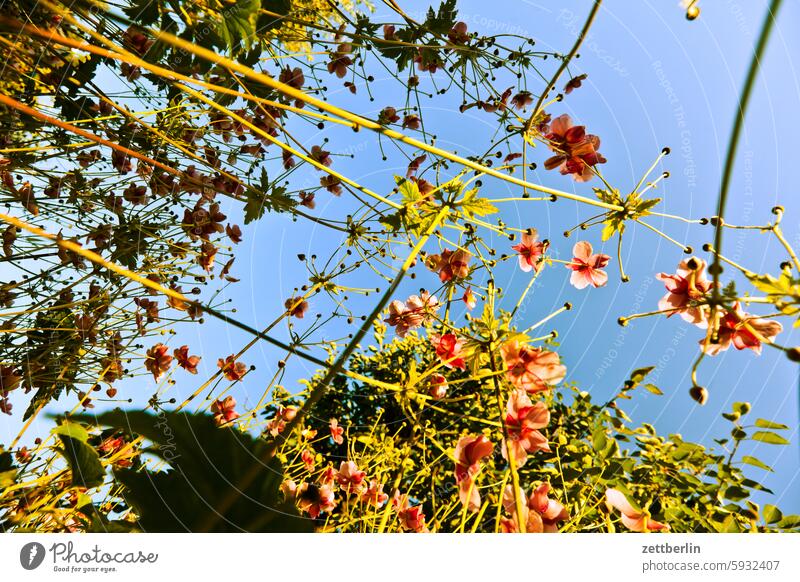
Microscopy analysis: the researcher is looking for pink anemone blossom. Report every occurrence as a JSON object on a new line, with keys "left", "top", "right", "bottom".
{"left": 501, "top": 482, "right": 569, "bottom": 533}
{"left": 500, "top": 340, "right": 566, "bottom": 393}
{"left": 656, "top": 257, "right": 713, "bottom": 325}
{"left": 543, "top": 114, "right": 606, "bottom": 182}
{"left": 502, "top": 389, "right": 550, "bottom": 467}
{"left": 453, "top": 435, "right": 494, "bottom": 512}
{"left": 566, "top": 241, "right": 610, "bottom": 289}
{"left": 511, "top": 229, "right": 546, "bottom": 272}
{"left": 605, "top": 488, "right": 669, "bottom": 532}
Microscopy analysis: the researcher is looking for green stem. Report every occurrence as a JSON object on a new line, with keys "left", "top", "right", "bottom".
{"left": 711, "top": 0, "right": 783, "bottom": 297}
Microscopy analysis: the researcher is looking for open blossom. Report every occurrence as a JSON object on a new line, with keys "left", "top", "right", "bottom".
{"left": 428, "top": 373, "right": 448, "bottom": 399}
{"left": 266, "top": 406, "right": 297, "bottom": 436}
{"left": 217, "top": 355, "right": 247, "bottom": 382}
{"left": 329, "top": 418, "right": 344, "bottom": 445}
{"left": 393, "top": 492, "right": 428, "bottom": 533}
{"left": 501, "top": 482, "right": 569, "bottom": 533}
{"left": 336, "top": 461, "right": 367, "bottom": 494}
{"left": 426, "top": 248, "right": 470, "bottom": 282}
{"left": 511, "top": 229, "right": 546, "bottom": 272}
{"left": 385, "top": 291, "right": 439, "bottom": 337}
{"left": 301, "top": 450, "right": 315, "bottom": 471}
{"left": 211, "top": 396, "right": 239, "bottom": 426}
{"left": 327, "top": 43, "right": 353, "bottom": 78}
{"left": 502, "top": 389, "right": 550, "bottom": 467}
{"left": 430, "top": 333, "right": 466, "bottom": 370}
{"left": 566, "top": 241, "right": 610, "bottom": 289}
{"left": 656, "top": 257, "right": 713, "bottom": 325}
{"left": 284, "top": 296, "right": 309, "bottom": 319}
{"left": 701, "top": 304, "right": 783, "bottom": 356}
{"left": 500, "top": 340, "right": 566, "bottom": 393}
{"left": 362, "top": 480, "right": 389, "bottom": 506}
{"left": 144, "top": 343, "right": 172, "bottom": 380}
{"left": 543, "top": 114, "right": 606, "bottom": 182}
{"left": 98, "top": 435, "right": 136, "bottom": 469}
{"left": 462, "top": 287, "right": 477, "bottom": 310}
{"left": 173, "top": 345, "right": 201, "bottom": 374}
{"left": 605, "top": 488, "right": 669, "bottom": 532}
{"left": 454, "top": 435, "right": 494, "bottom": 512}
{"left": 564, "top": 73, "right": 588, "bottom": 94}
{"left": 297, "top": 482, "right": 336, "bottom": 518}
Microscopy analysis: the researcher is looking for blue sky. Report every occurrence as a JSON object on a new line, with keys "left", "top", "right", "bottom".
{"left": 3, "top": 0, "right": 799, "bottom": 514}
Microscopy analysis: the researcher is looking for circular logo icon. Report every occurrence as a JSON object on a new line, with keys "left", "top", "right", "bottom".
{"left": 20, "top": 542, "right": 46, "bottom": 570}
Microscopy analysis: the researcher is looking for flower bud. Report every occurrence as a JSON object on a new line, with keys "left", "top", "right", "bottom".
{"left": 689, "top": 385, "right": 708, "bottom": 405}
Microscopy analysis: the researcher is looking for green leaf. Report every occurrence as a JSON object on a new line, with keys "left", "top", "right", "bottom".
{"left": 0, "top": 451, "right": 16, "bottom": 488}
{"left": 723, "top": 485, "right": 749, "bottom": 502}
{"left": 754, "top": 418, "right": 789, "bottom": 430}
{"left": 424, "top": 0, "right": 458, "bottom": 34}
{"left": 123, "top": 0, "right": 161, "bottom": 27}
{"left": 741, "top": 455, "right": 774, "bottom": 472}
{"left": 215, "top": 0, "right": 261, "bottom": 51}
{"left": 379, "top": 211, "right": 402, "bottom": 232}
{"left": 397, "top": 176, "right": 422, "bottom": 206}
{"left": 52, "top": 421, "right": 90, "bottom": 443}
{"left": 591, "top": 428, "right": 608, "bottom": 453}
{"left": 777, "top": 515, "right": 800, "bottom": 529}
{"left": 459, "top": 187, "right": 498, "bottom": 219}
{"left": 74, "top": 410, "right": 311, "bottom": 532}
{"left": 643, "top": 383, "right": 663, "bottom": 395}
{"left": 629, "top": 366, "right": 655, "bottom": 384}
{"left": 55, "top": 435, "right": 105, "bottom": 489}
{"left": 600, "top": 220, "right": 618, "bottom": 242}
{"left": 763, "top": 504, "right": 783, "bottom": 524}
{"left": 634, "top": 197, "right": 661, "bottom": 216}
{"left": 244, "top": 170, "right": 295, "bottom": 224}
{"left": 751, "top": 431, "right": 790, "bottom": 445}
{"left": 719, "top": 514, "right": 741, "bottom": 533}
{"left": 732, "top": 401, "right": 751, "bottom": 416}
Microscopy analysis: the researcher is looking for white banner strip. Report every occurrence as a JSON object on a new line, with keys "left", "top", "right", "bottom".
{"left": 3, "top": 533, "right": 799, "bottom": 581}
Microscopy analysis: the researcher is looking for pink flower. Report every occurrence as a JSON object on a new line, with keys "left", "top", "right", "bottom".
{"left": 284, "top": 297, "right": 309, "bottom": 319}
{"left": 301, "top": 449, "right": 315, "bottom": 471}
{"left": 501, "top": 482, "right": 569, "bottom": 533}
{"left": 144, "top": 343, "right": 172, "bottom": 380}
{"left": 327, "top": 43, "right": 353, "bottom": 78}
{"left": 297, "top": 482, "right": 337, "bottom": 518}
{"left": 543, "top": 114, "right": 606, "bottom": 182}
{"left": 393, "top": 492, "right": 428, "bottom": 533}
{"left": 500, "top": 340, "right": 566, "bottom": 393}
{"left": 266, "top": 405, "right": 297, "bottom": 436}
{"left": 430, "top": 333, "right": 466, "bottom": 370}
{"left": 384, "top": 291, "right": 439, "bottom": 337}
{"left": 336, "top": 460, "right": 367, "bottom": 494}
{"left": 211, "top": 396, "right": 239, "bottom": 426}
{"left": 656, "top": 257, "right": 713, "bottom": 325}
{"left": 329, "top": 418, "right": 344, "bottom": 445}
{"left": 454, "top": 435, "right": 494, "bottom": 512}
{"left": 566, "top": 241, "right": 610, "bottom": 289}
{"left": 173, "top": 345, "right": 201, "bottom": 374}
{"left": 362, "top": 481, "right": 389, "bottom": 506}
{"left": 605, "top": 488, "right": 669, "bottom": 532}
{"left": 502, "top": 389, "right": 550, "bottom": 467}
{"left": 511, "top": 230, "right": 546, "bottom": 272}
{"left": 563, "top": 73, "right": 588, "bottom": 95}
{"left": 428, "top": 373, "right": 448, "bottom": 399}
{"left": 462, "top": 288, "right": 477, "bottom": 310}
{"left": 217, "top": 355, "right": 247, "bottom": 382}
{"left": 426, "top": 248, "right": 470, "bottom": 282}
{"left": 701, "top": 304, "right": 783, "bottom": 356}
